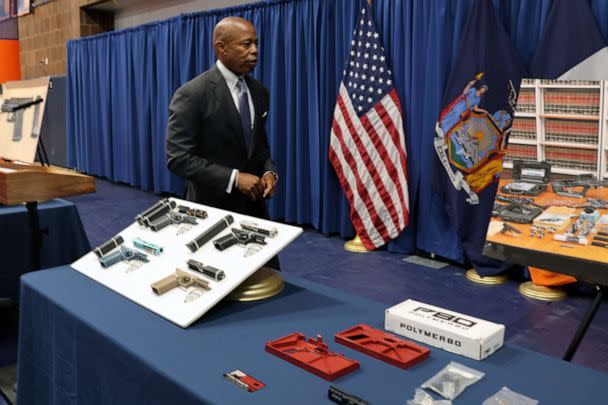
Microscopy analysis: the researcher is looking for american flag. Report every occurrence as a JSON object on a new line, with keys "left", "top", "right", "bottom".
{"left": 329, "top": 6, "right": 409, "bottom": 250}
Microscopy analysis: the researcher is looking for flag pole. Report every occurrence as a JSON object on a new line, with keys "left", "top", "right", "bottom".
{"left": 344, "top": 0, "right": 373, "bottom": 254}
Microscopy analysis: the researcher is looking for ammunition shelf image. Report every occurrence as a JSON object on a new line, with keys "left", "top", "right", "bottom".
{"left": 506, "top": 79, "right": 608, "bottom": 180}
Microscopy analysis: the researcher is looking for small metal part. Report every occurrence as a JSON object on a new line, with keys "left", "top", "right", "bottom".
{"left": 176, "top": 224, "right": 193, "bottom": 235}
{"left": 244, "top": 245, "right": 262, "bottom": 257}
{"left": 184, "top": 290, "right": 203, "bottom": 303}
{"left": 177, "top": 205, "right": 208, "bottom": 219}
{"left": 125, "top": 261, "right": 144, "bottom": 273}
{"left": 133, "top": 237, "right": 163, "bottom": 255}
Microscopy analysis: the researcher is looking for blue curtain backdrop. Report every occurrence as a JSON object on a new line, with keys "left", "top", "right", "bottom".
{"left": 66, "top": 0, "right": 608, "bottom": 263}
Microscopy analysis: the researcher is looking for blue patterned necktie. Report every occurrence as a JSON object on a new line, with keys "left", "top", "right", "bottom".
{"left": 236, "top": 78, "right": 252, "bottom": 150}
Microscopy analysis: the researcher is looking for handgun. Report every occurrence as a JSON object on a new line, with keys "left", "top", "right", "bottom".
{"left": 213, "top": 228, "right": 267, "bottom": 251}
{"left": 98, "top": 246, "right": 149, "bottom": 268}
{"left": 1, "top": 96, "right": 44, "bottom": 141}
{"left": 151, "top": 268, "right": 210, "bottom": 295}
{"left": 500, "top": 222, "right": 521, "bottom": 235}
{"left": 149, "top": 212, "right": 198, "bottom": 231}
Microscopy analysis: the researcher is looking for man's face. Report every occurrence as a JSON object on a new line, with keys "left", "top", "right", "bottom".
{"left": 220, "top": 23, "right": 259, "bottom": 75}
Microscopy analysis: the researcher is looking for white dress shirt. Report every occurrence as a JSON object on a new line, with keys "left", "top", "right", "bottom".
{"left": 216, "top": 60, "right": 255, "bottom": 193}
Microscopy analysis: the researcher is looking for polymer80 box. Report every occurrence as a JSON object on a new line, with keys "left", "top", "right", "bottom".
{"left": 385, "top": 299, "right": 504, "bottom": 360}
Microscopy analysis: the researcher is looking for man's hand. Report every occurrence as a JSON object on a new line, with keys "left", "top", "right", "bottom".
{"left": 237, "top": 172, "right": 264, "bottom": 201}
{"left": 262, "top": 172, "right": 277, "bottom": 199}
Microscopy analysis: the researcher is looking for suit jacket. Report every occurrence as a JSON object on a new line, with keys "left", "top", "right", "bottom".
{"left": 165, "top": 65, "right": 276, "bottom": 219}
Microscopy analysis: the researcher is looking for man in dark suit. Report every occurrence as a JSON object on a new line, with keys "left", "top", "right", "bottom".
{"left": 165, "top": 16, "right": 277, "bottom": 220}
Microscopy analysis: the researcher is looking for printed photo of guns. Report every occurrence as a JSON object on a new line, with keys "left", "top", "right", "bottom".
{"left": 486, "top": 158, "right": 608, "bottom": 261}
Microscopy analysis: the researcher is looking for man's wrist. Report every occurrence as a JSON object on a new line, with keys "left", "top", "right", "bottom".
{"left": 263, "top": 170, "right": 278, "bottom": 184}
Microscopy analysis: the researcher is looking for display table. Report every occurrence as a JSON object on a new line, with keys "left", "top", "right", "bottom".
{"left": 484, "top": 180, "right": 608, "bottom": 286}
{"left": 17, "top": 266, "right": 608, "bottom": 404}
{"left": 484, "top": 180, "right": 608, "bottom": 360}
{"left": 0, "top": 199, "right": 89, "bottom": 300}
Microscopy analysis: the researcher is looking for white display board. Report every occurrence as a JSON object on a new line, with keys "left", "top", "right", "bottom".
{"left": 71, "top": 197, "right": 303, "bottom": 327}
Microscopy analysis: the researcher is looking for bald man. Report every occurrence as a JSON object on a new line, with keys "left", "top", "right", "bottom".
{"left": 165, "top": 17, "right": 277, "bottom": 225}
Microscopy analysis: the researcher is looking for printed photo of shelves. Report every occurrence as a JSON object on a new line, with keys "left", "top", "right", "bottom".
{"left": 540, "top": 79, "right": 600, "bottom": 86}
{"left": 516, "top": 88, "right": 536, "bottom": 113}
{"left": 505, "top": 79, "right": 607, "bottom": 179}
{"left": 544, "top": 119, "right": 598, "bottom": 145}
{"left": 510, "top": 117, "right": 536, "bottom": 140}
{"left": 505, "top": 144, "right": 536, "bottom": 163}
{"left": 543, "top": 88, "right": 600, "bottom": 116}
{"left": 544, "top": 146, "right": 597, "bottom": 172}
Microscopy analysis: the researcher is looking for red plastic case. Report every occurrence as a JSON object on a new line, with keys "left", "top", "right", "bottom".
{"left": 335, "top": 324, "right": 430, "bottom": 369}
{"left": 265, "top": 332, "right": 360, "bottom": 381}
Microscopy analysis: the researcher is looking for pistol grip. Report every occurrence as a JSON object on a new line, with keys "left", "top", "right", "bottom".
{"left": 151, "top": 274, "right": 179, "bottom": 295}
{"left": 150, "top": 214, "right": 173, "bottom": 231}
{"left": 214, "top": 233, "right": 238, "bottom": 251}
{"left": 98, "top": 249, "right": 124, "bottom": 268}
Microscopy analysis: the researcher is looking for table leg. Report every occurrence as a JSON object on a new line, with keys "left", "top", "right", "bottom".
{"left": 25, "top": 201, "right": 48, "bottom": 271}
{"left": 563, "top": 285, "right": 604, "bottom": 361}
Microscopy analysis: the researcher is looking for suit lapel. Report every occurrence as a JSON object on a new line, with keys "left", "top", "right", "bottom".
{"left": 209, "top": 66, "right": 246, "bottom": 149}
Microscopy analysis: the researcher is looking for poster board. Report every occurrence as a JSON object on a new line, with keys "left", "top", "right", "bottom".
{"left": 484, "top": 79, "right": 608, "bottom": 284}
{"left": 0, "top": 76, "right": 50, "bottom": 162}
{"left": 71, "top": 197, "right": 303, "bottom": 328}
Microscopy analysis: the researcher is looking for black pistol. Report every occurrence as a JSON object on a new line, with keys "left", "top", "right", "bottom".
{"left": 213, "top": 228, "right": 267, "bottom": 251}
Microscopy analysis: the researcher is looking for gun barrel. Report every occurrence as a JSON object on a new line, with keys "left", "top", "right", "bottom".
{"left": 93, "top": 234, "right": 124, "bottom": 257}
{"left": 187, "top": 215, "right": 234, "bottom": 252}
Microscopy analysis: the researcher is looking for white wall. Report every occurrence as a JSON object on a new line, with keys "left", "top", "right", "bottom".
{"left": 114, "top": 0, "right": 259, "bottom": 30}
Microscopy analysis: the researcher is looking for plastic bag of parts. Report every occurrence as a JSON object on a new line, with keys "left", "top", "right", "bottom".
{"left": 421, "top": 361, "right": 485, "bottom": 400}
{"left": 482, "top": 386, "right": 538, "bottom": 405}
{"left": 406, "top": 388, "right": 452, "bottom": 405}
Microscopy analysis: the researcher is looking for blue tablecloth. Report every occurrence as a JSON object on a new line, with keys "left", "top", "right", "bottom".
{"left": 0, "top": 199, "right": 90, "bottom": 300}
{"left": 17, "top": 266, "right": 608, "bottom": 404}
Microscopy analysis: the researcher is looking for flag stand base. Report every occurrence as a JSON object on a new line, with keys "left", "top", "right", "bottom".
{"left": 465, "top": 269, "right": 508, "bottom": 285}
{"left": 344, "top": 235, "right": 369, "bottom": 252}
{"left": 518, "top": 281, "right": 567, "bottom": 302}
{"left": 225, "top": 267, "right": 284, "bottom": 302}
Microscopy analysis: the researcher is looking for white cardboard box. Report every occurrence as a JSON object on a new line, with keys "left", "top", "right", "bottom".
{"left": 385, "top": 299, "right": 504, "bottom": 360}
